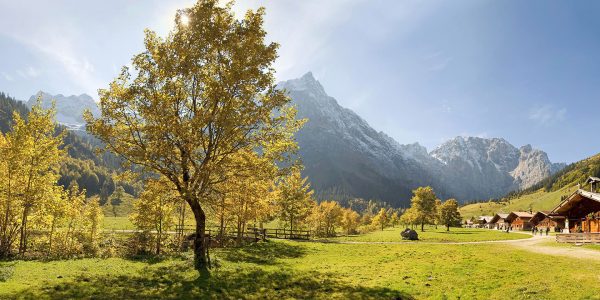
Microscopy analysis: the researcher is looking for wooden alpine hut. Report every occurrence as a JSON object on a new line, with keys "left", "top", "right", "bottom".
{"left": 489, "top": 213, "right": 509, "bottom": 230}
{"left": 506, "top": 211, "right": 534, "bottom": 231}
{"left": 552, "top": 177, "right": 600, "bottom": 233}
{"left": 529, "top": 211, "right": 565, "bottom": 232}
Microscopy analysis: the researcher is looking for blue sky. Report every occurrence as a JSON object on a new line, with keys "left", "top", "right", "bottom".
{"left": 0, "top": 1, "right": 599, "bottom": 163}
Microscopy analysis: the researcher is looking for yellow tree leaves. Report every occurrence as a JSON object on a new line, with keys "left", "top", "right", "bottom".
{"left": 309, "top": 201, "right": 342, "bottom": 237}
{"left": 371, "top": 208, "right": 389, "bottom": 231}
{"left": 84, "top": 0, "right": 303, "bottom": 270}
{"left": 131, "top": 178, "right": 178, "bottom": 255}
{"left": 275, "top": 168, "right": 314, "bottom": 232}
{"left": 0, "top": 99, "right": 100, "bottom": 258}
{"left": 439, "top": 198, "right": 461, "bottom": 231}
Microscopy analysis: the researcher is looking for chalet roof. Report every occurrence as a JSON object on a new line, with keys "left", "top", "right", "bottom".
{"left": 506, "top": 211, "right": 534, "bottom": 223}
{"left": 489, "top": 213, "right": 509, "bottom": 223}
{"left": 586, "top": 177, "right": 600, "bottom": 184}
{"left": 478, "top": 216, "right": 494, "bottom": 223}
{"left": 551, "top": 189, "right": 600, "bottom": 218}
{"left": 512, "top": 211, "right": 534, "bottom": 218}
{"left": 530, "top": 211, "right": 565, "bottom": 225}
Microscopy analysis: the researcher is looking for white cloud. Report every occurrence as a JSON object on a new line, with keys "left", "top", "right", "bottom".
{"left": 1, "top": 72, "right": 13, "bottom": 81}
{"left": 16, "top": 66, "right": 41, "bottom": 79}
{"left": 424, "top": 51, "right": 452, "bottom": 72}
{"left": 529, "top": 105, "right": 566, "bottom": 126}
{"left": 0, "top": 1, "right": 102, "bottom": 96}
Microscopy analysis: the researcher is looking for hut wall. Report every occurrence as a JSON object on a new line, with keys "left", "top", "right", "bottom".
{"left": 510, "top": 217, "right": 532, "bottom": 230}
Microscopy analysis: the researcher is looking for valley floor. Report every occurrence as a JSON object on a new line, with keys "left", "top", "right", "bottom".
{"left": 2, "top": 227, "right": 600, "bottom": 299}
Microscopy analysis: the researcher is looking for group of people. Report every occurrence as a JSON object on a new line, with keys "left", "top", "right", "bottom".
{"left": 532, "top": 226, "right": 551, "bottom": 236}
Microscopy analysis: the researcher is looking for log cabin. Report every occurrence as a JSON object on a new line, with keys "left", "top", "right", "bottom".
{"left": 478, "top": 216, "right": 494, "bottom": 229}
{"left": 506, "top": 211, "right": 534, "bottom": 231}
{"left": 551, "top": 177, "right": 600, "bottom": 233}
{"left": 489, "top": 213, "right": 509, "bottom": 230}
{"left": 529, "top": 211, "right": 565, "bottom": 232}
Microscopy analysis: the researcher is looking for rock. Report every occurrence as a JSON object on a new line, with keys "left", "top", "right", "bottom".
{"left": 400, "top": 228, "right": 418, "bottom": 240}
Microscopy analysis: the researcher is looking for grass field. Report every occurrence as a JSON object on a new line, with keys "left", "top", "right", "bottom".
{"left": 329, "top": 226, "right": 531, "bottom": 243}
{"left": 2, "top": 238, "right": 600, "bottom": 299}
{"left": 102, "top": 216, "right": 135, "bottom": 230}
{"left": 460, "top": 185, "right": 577, "bottom": 219}
{"left": 539, "top": 240, "right": 600, "bottom": 252}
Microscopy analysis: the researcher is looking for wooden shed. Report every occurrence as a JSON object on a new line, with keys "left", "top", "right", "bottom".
{"left": 529, "top": 211, "right": 565, "bottom": 232}
{"left": 489, "top": 213, "right": 509, "bottom": 230}
{"left": 506, "top": 211, "right": 534, "bottom": 231}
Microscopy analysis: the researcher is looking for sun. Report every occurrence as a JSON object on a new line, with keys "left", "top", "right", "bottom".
{"left": 180, "top": 14, "right": 190, "bottom": 26}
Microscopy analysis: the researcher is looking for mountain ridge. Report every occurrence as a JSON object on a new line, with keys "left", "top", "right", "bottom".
{"left": 26, "top": 91, "right": 100, "bottom": 130}
{"left": 279, "top": 72, "right": 565, "bottom": 206}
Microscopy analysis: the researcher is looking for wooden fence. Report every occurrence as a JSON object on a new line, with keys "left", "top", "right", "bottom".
{"left": 172, "top": 225, "right": 310, "bottom": 241}
{"left": 556, "top": 232, "right": 600, "bottom": 244}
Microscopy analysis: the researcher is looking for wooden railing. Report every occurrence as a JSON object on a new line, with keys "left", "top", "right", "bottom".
{"left": 556, "top": 232, "right": 600, "bottom": 244}
{"left": 257, "top": 228, "right": 310, "bottom": 240}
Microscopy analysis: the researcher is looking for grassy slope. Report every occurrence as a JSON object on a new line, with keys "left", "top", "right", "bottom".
{"left": 2, "top": 240, "right": 600, "bottom": 299}
{"left": 329, "top": 226, "right": 530, "bottom": 243}
{"left": 460, "top": 185, "right": 577, "bottom": 219}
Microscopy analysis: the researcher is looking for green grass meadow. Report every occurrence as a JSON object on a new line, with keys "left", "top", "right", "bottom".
{"left": 1, "top": 238, "right": 600, "bottom": 299}
{"left": 329, "top": 226, "right": 530, "bottom": 243}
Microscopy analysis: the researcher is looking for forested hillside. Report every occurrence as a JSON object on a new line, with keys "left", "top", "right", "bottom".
{"left": 0, "top": 92, "right": 134, "bottom": 202}
{"left": 461, "top": 153, "right": 600, "bottom": 218}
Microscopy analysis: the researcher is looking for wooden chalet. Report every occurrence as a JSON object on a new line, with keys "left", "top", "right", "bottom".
{"left": 552, "top": 177, "right": 600, "bottom": 233}
{"left": 506, "top": 211, "right": 534, "bottom": 231}
{"left": 477, "top": 216, "right": 494, "bottom": 229}
{"left": 489, "top": 213, "right": 509, "bottom": 230}
{"left": 529, "top": 211, "right": 565, "bottom": 232}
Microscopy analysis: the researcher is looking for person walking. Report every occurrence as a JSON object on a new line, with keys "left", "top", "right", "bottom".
{"left": 546, "top": 227, "right": 550, "bottom": 236}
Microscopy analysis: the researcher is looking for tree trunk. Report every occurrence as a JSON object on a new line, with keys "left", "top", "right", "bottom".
{"left": 421, "top": 220, "right": 425, "bottom": 232}
{"left": 191, "top": 203, "right": 208, "bottom": 272}
{"left": 18, "top": 205, "right": 30, "bottom": 255}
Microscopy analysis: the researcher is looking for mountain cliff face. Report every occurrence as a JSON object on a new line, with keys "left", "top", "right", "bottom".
{"left": 278, "top": 72, "right": 444, "bottom": 204}
{"left": 279, "top": 72, "right": 564, "bottom": 206}
{"left": 430, "top": 137, "right": 565, "bottom": 201}
{"left": 27, "top": 91, "right": 99, "bottom": 130}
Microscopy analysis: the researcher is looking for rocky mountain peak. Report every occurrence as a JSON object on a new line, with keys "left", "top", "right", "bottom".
{"left": 26, "top": 91, "right": 100, "bottom": 130}
{"left": 277, "top": 73, "right": 565, "bottom": 205}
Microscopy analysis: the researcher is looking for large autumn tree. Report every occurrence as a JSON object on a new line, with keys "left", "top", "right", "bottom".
{"left": 85, "top": 0, "right": 302, "bottom": 271}
{"left": 409, "top": 186, "right": 438, "bottom": 232}
{"left": 439, "top": 198, "right": 462, "bottom": 231}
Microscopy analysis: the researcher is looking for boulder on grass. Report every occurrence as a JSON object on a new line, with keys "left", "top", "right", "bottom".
{"left": 400, "top": 228, "right": 418, "bottom": 240}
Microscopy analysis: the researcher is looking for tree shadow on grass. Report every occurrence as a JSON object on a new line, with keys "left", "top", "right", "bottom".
{"left": 14, "top": 261, "right": 413, "bottom": 300}
{"left": 219, "top": 240, "right": 307, "bottom": 265}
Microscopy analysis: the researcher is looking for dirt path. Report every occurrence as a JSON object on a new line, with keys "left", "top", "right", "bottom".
{"left": 318, "top": 233, "right": 600, "bottom": 261}
{"left": 508, "top": 235, "right": 600, "bottom": 260}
